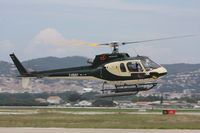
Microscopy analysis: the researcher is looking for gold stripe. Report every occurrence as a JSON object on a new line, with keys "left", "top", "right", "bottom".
{"left": 88, "top": 43, "right": 100, "bottom": 46}
{"left": 73, "top": 43, "right": 85, "bottom": 45}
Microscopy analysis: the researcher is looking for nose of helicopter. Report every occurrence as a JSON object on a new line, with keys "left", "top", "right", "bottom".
{"left": 150, "top": 66, "right": 167, "bottom": 79}
{"left": 159, "top": 66, "right": 168, "bottom": 77}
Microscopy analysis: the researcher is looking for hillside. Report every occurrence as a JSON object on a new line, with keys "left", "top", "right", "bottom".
{"left": 22, "top": 56, "right": 89, "bottom": 71}
{"left": 0, "top": 56, "right": 199, "bottom": 94}
{"left": 163, "top": 63, "right": 200, "bottom": 75}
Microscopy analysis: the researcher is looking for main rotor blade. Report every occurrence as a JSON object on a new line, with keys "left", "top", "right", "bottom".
{"left": 88, "top": 43, "right": 100, "bottom": 46}
{"left": 55, "top": 34, "right": 200, "bottom": 48}
{"left": 56, "top": 42, "right": 86, "bottom": 45}
{"left": 122, "top": 34, "right": 200, "bottom": 45}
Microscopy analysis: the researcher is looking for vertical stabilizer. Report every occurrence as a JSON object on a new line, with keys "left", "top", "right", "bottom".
{"left": 10, "top": 53, "right": 28, "bottom": 76}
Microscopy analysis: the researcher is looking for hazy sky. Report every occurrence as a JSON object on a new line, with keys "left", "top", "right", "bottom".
{"left": 0, "top": 0, "right": 200, "bottom": 64}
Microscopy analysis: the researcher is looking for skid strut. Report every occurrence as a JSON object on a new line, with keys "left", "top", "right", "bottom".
{"left": 97, "top": 82, "right": 157, "bottom": 98}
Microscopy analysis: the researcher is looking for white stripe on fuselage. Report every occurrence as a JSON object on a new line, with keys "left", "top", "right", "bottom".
{"left": 44, "top": 76, "right": 157, "bottom": 85}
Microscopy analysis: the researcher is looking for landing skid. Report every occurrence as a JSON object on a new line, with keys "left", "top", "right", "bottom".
{"left": 96, "top": 82, "right": 157, "bottom": 98}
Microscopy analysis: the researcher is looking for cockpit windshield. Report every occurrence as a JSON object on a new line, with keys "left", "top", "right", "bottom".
{"left": 141, "top": 57, "right": 161, "bottom": 71}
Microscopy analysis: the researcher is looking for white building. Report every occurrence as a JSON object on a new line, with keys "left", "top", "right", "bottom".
{"left": 83, "top": 88, "right": 93, "bottom": 93}
{"left": 47, "top": 96, "right": 62, "bottom": 104}
{"left": 77, "top": 100, "right": 92, "bottom": 107}
{"left": 35, "top": 98, "right": 47, "bottom": 103}
{"left": 114, "top": 101, "right": 137, "bottom": 108}
{"left": 194, "top": 105, "right": 200, "bottom": 109}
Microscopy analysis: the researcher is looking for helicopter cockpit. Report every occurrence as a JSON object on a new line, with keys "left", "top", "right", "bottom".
{"left": 126, "top": 61, "right": 143, "bottom": 72}
{"left": 140, "top": 57, "right": 161, "bottom": 71}
{"left": 134, "top": 56, "right": 167, "bottom": 79}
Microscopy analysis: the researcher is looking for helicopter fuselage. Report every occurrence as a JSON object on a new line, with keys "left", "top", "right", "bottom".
{"left": 10, "top": 33, "right": 200, "bottom": 97}
{"left": 10, "top": 53, "right": 167, "bottom": 86}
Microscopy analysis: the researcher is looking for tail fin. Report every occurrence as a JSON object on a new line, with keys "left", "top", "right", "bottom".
{"left": 10, "top": 53, "right": 28, "bottom": 76}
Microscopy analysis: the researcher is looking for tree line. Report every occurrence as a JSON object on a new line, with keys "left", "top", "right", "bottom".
{"left": 0, "top": 91, "right": 199, "bottom": 106}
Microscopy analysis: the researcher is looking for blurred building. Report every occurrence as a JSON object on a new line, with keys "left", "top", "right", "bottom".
{"left": 75, "top": 100, "right": 92, "bottom": 107}
{"left": 35, "top": 98, "right": 47, "bottom": 103}
{"left": 47, "top": 96, "right": 62, "bottom": 104}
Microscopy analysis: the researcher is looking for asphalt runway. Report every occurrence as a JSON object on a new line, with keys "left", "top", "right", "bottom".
{"left": 0, "top": 128, "right": 200, "bottom": 133}
{"left": 1, "top": 111, "right": 200, "bottom": 115}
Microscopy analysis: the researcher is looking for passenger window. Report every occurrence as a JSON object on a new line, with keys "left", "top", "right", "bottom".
{"left": 127, "top": 62, "right": 143, "bottom": 72}
{"left": 120, "top": 63, "right": 126, "bottom": 72}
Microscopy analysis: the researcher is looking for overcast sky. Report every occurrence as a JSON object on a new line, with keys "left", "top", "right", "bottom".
{"left": 0, "top": 0, "right": 200, "bottom": 64}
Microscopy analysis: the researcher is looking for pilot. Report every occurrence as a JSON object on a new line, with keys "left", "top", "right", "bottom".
{"left": 136, "top": 62, "right": 143, "bottom": 72}
{"left": 135, "top": 63, "right": 139, "bottom": 72}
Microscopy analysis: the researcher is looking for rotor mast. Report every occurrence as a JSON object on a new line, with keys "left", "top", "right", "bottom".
{"left": 112, "top": 44, "right": 119, "bottom": 54}
{"left": 110, "top": 42, "right": 120, "bottom": 54}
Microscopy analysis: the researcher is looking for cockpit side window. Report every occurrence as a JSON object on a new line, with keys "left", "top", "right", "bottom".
{"left": 120, "top": 63, "right": 126, "bottom": 72}
{"left": 127, "top": 61, "right": 143, "bottom": 72}
{"left": 141, "top": 58, "right": 161, "bottom": 71}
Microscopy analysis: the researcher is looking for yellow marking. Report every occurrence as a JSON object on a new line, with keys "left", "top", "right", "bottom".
{"left": 73, "top": 43, "right": 85, "bottom": 45}
{"left": 88, "top": 43, "right": 100, "bottom": 46}
{"left": 152, "top": 75, "right": 158, "bottom": 79}
{"left": 56, "top": 42, "right": 103, "bottom": 46}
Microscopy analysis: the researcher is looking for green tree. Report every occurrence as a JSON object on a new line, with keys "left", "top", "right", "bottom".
{"left": 92, "top": 99, "right": 116, "bottom": 107}
{"left": 68, "top": 92, "right": 81, "bottom": 102}
{"left": 81, "top": 92, "right": 99, "bottom": 101}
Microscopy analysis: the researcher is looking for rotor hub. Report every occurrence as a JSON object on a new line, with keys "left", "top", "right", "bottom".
{"left": 112, "top": 44, "right": 119, "bottom": 54}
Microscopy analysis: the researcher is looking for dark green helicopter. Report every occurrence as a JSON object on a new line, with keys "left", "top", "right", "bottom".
{"left": 10, "top": 34, "right": 198, "bottom": 97}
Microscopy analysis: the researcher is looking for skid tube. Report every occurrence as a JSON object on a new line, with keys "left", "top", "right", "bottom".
{"left": 97, "top": 82, "right": 157, "bottom": 98}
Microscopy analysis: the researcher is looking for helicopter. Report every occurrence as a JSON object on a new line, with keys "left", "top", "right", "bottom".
{"left": 10, "top": 34, "right": 198, "bottom": 98}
